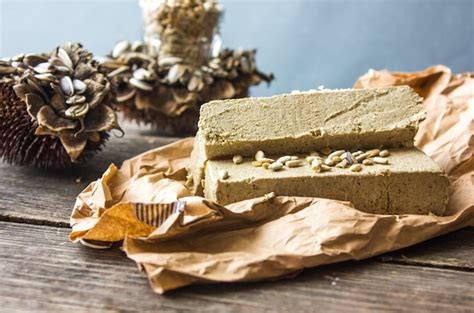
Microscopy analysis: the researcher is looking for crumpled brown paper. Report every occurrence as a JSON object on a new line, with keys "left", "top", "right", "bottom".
{"left": 70, "top": 65, "right": 474, "bottom": 294}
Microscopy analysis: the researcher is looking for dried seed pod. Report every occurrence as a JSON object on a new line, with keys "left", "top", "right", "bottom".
{"left": 103, "top": 1, "right": 273, "bottom": 137}
{"left": 0, "top": 42, "right": 121, "bottom": 169}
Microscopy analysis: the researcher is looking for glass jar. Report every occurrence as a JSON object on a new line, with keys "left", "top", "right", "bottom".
{"left": 139, "top": 0, "right": 222, "bottom": 68}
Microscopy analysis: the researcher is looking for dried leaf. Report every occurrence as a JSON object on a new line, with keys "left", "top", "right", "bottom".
{"left": 58, "top": 131, "right": 88, "bottom": 162}
{"left": 83, "top": 105, "right": 119, "bottom": 132}
{"left": 36, "top": 105, "right": 77, "bottom": 131}
{"left": 13, "top": 83, "right": 33, "bottom": 100}
{"left": 50, "top": 93, "right": 65, "bottom": 111}
{"left": 25, "top": 93, "right": 46, "bottom": 118}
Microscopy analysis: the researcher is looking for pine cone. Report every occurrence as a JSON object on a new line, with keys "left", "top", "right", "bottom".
{"left": 0, "top": 43, "right": 120, "bottom": 168}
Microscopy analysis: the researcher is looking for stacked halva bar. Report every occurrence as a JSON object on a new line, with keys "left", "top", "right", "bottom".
{"left": 187, "top": 86, "right": 450, "bottom": 215}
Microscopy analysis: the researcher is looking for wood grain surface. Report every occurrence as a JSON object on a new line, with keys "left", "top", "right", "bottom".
{"left": 0, "top": 132, "right": 473, "bottom": 312}
{"left": 1, "top": 222, "right": 473, "bottom": 312}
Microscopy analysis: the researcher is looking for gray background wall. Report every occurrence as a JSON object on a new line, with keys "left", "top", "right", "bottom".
{"left": 0, "top": 0, "right": 473, "bottom": 96}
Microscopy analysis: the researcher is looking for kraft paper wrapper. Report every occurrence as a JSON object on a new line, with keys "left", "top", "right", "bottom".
{"left": 70, "top": 65, "right": 474, "bottom": 294}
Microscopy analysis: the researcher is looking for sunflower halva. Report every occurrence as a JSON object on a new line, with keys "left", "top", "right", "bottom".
{"left": 187, "top": 86, "right": 449, "bottom": 215}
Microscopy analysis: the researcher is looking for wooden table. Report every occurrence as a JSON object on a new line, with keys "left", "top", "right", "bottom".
{"left": 1, "top": 133, "right": 473, "bottom": 312}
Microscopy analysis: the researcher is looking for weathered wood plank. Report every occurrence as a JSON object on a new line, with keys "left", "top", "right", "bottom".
{"left": 1, "top": 130, "right": 473, "bottom": 273}
{"left": 1, "top": 222, "right": 473, "bottom": 312}
{"left": 0, "top": 134, "right": 178, "bottom": 226}
{"left": 378, "top": 227, "right": 474, "bottom": 270}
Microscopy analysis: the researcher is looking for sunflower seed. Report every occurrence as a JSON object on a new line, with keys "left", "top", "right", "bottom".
{"left": 55, "top": 66, "right": 72, "bottom": 74}
{"left": 131, "top": 41, "right": 144, "bottom": 52}
{"left": 311, "top": 158, "right": 322, "bottom": 172}
{"left": 232, "top": 155, "right": 243, "bottom": 164}
{"left": 64, "top": 102, "right": 89, "bottom": 118}
{"left": 328, "top": 150, "right": 345, "bottom": 159}
{"left": 66, "top": 94, "right": 86, "bottom": 105}
{"left": 133, "top": 68, "right": 153, "bottom": 81}
{"left": 187, "top": 75, "right": 204, "bottom": 92}
{"left": 116, "top": 89, "right": 136, "bottom": 102}
{"left": 285, "top": 160, "right": 304, "bottom": 167}
{"left": 34, "top": 62, "right": 54, "bottom": 74}
{"left": 268, "top": 162, "right": 283, "bottom": 171}
{"left": 373, "top": 157, "right": 389, "bottom": 164}
{"left": 321, "top": 164, "right": 332, "bottom": 172}
{"left": 367, "top": 149, "right": 381, "bottom": 157}
{"left": 379, "top": 149, "right": 390, "bottom": 157}
{"left": 324, "top": 158, "right": 335, "bottom": 166}
{"left": 277, "top": 156, "right": 292, "bottom": 164}
{"left": 350, "top": 164, "right": 362, "bottom": 172}
{"left": 331, "top": 156, "right": 342, "bottom": 163}
{"left": 22, "top": 54, "right": 47, "bottom": 67}
{"left": 158, "top": 56, "right": 183, "bottom": 67}
{"left": 352, "top": 151, "right": 364, "bottom": 157}
{"left": 362, "top": 159, "right": 374, "bottom": 166}
{"left": 255, "top": 150, "right": 265, "bottom": 160}
{"left": 57, "top": 48, "right": 73, "bottom": 69}
{"left": 336, "top": 159, "right": 349, "bottom": 168}
{"left": 73, "top": 79, "right": 87, "bottom": 94}
{"left": 218, "top": 170, "right": 229, "bottom": 180}
{"left": 167, "top": 65, "right": 186, "bottom": 84}
{"left": 107, "top": 65, "right": 130, "bottom": 78}
{"left": 112, "top": 41, "right": 131, "bottom": 58}
{"left": 255, "top": 151, "right": 275, "bottom": 163}
{"left": 129, "top": 77, "right": 153, "bottom": 91}
{"left": 99, "top": 57, "right": 123, "bottom": 69}
{"left": 35, "top": 73, "right": 56, "bottom": 82}
{"left": 355, "top": 152, "right": 370, "bottom": 162}
{"left": 60, "top": 76, "right": 74, "bottom": 96}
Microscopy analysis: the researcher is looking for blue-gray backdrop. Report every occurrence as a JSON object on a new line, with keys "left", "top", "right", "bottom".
{"left": 1, "top": 0, "right": 473, "bottom": 96}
